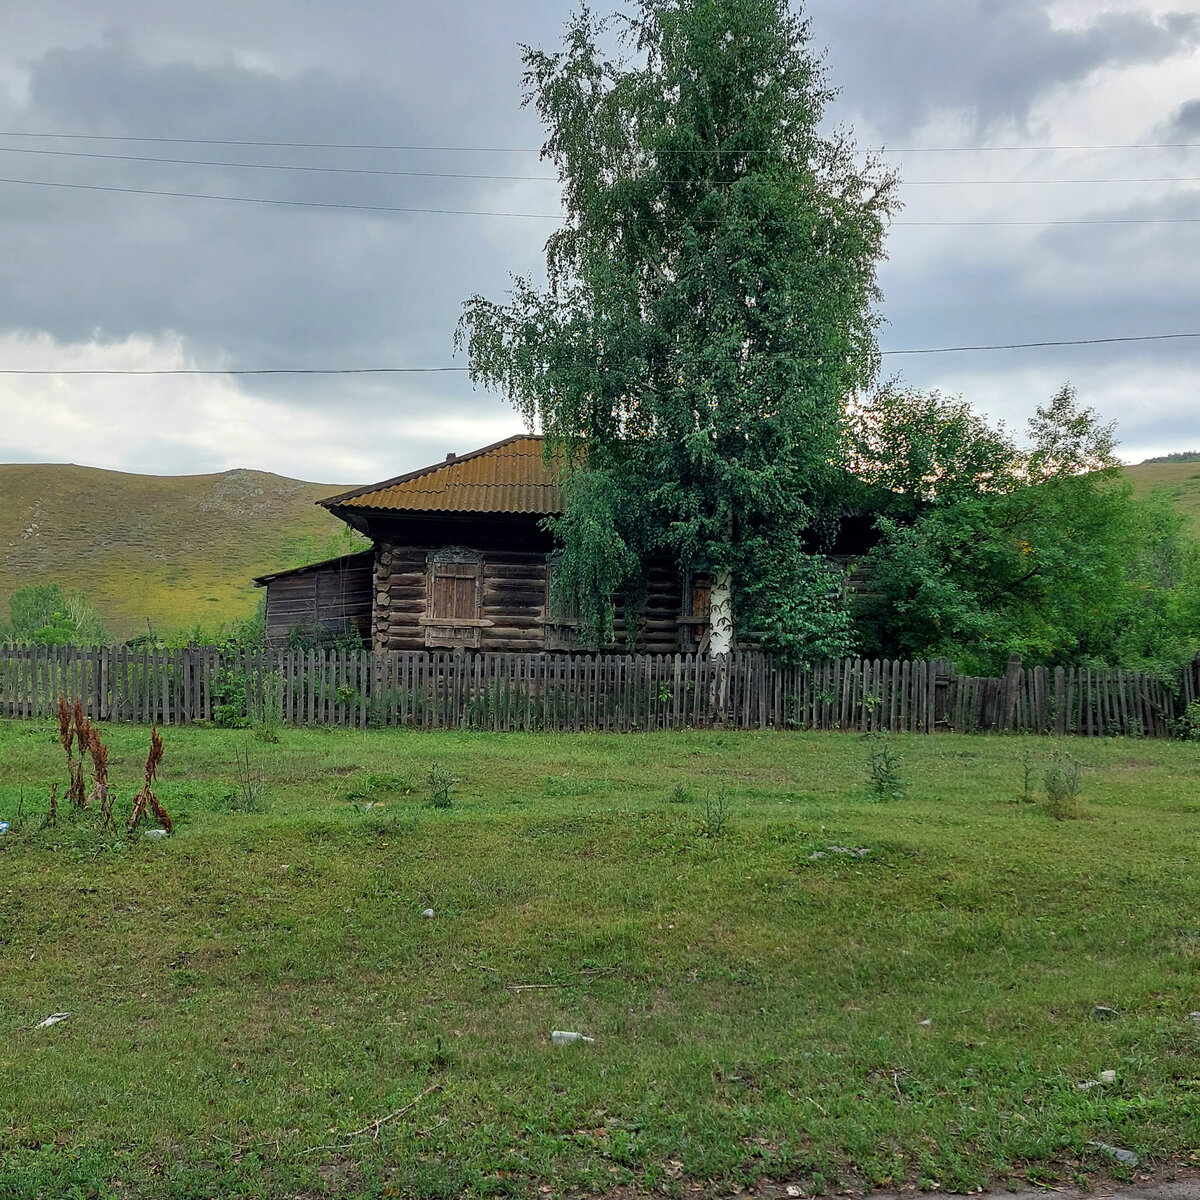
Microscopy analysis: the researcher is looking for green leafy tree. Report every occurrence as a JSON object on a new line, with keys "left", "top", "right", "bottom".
{"left": 460, "top": 0, "right": 897, "bottom": 658}
{"left": 857, "top": 387, "right": 1200, "bottom": 673}
{"left": 2, "top": 583, "right": 107, "bottom": 646}
{"left": 844, "top": 383, "right": 1021, "bottom": 515}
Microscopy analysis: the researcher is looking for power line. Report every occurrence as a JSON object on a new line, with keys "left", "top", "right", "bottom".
{"left": 2, "top": 333, "right": 1196, "bottom": 375}
{"left": 1, "top": 129, "right": 1199, "bottom": 154}
{"left": 0, "top": 366, "right": 472, "bottom": 375}
{"left": 897, "top": 218, "right": 1200, "bottom": 226}
{"left": 2, "top": 145, "right": 1199, "bottom": 187}
{"left": 881, "top": 332, "right": 1200, "bottom": 355}
{"left": 0, "top": 130, "right": 544, "bottom": 153}
{"left": 2, "top": 174, "right": 1198, "bottom": 225}
{"left": 901, "top": 177, "right": 1200, "bottom": 186}
{"left": 884, "top": 142, "right": 1200, "bottom": 154}
{"left": 0, "top": 176, "right": 562, "bottom": 218}
{"left": 0, "top": 145, "right": 559, "bottom": 183}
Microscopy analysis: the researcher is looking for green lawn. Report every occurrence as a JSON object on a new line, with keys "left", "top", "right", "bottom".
{"left": 2, "top": 721, "right": 1199, "bottom": 1199}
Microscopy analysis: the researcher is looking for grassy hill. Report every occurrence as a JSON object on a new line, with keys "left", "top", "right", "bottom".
{"left": 0, "top": 463, "right": 359, "bottom": 640}
{"left": 1123, "top": 459, "right": 1200, "bottom": 535}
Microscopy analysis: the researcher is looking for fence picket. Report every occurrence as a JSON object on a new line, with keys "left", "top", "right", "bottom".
{"left": 0, "top": 643, "right": 1187, "bottom": 738}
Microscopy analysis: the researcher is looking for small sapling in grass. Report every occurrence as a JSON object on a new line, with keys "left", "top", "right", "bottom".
{"left": 698, "top": 785, "right": 732, "bottom": 839}
{"left": 229, "top": 745, "right": 266, "bottom": 813}
{"left": 426, "top": 763, "right": 458, "bottom": 809}
{"left": 865, "top": 733, "right": 904, "bottom": 801}
{"left": 670, "top": 781, "right": 695, "bottom": 804}
{"left": 1043, "top": 751, "right": 1084, "bottom": 820}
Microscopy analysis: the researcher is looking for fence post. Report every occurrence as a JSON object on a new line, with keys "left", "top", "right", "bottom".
{"left": 999, "top": 653, "right": 1022, "bottom": 733}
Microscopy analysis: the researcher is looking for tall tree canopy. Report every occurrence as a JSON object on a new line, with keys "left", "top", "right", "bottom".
{"left": 851, "top": 386, "right": 1200, "bottom": 675}
{"left": 460, "top": 0, "right": 897, "bottom": 657}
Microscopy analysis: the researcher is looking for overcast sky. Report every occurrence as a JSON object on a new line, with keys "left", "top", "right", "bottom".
{"left": 1, "top": 0, "right": 1197, "bottom": 483}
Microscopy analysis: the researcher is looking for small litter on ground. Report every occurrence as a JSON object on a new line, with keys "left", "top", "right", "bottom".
{"left": 1088, "top": 1141, "right": 1138, "bottom": 1166}
{"left": 551, "top": 1030, "right": 594, "bottom": 1046}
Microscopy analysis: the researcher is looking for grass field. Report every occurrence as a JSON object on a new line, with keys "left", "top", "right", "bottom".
{"left": 1124, "top": 460, "right": 1200, "bottom": 536}
{"left": 2, "top": 721, "right": 1199, "bottom": 1200}
{"left": 0, "top": 463, "right": 358, "bottom": 640}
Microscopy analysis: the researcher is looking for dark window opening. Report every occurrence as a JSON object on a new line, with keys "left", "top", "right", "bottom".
{"left": 544, "top": 551, "right": 580, "bottom": 649}
{"left": 680, "top": 569, "right": 711, "bottom": 653}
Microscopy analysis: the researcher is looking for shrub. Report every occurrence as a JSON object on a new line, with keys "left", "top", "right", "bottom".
{"left": 865, "top": 733, "right": 904, "bottom": 801}
{"left": 1177, "top": 699, "right": 1200, "bottom": 741}
{"left": 1043, "top": 752, "right": 1084, "bottom": 820}
{"left": 426, "top": 763, "right": 458, "bottom": 809}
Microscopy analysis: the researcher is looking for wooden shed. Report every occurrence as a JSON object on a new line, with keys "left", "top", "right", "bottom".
{"left": 268, "top": 434, "right": 703, "bottom": 655}
{"left": 253, "top": 550, "right": 374, "bottom": 648}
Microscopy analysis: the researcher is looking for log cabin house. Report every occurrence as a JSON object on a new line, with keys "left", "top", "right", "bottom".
{"left": 254, "top": 434, "right": 711, "bottom": 653}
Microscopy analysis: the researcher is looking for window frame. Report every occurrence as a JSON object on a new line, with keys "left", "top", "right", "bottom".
{"left": 679, "top": 567, "right": 712, "bottom": 652}
{"left": 422, "top": 546, "right": 486, "bottom": 647}
{"left": 543, "top": 549, "right": 580, "bottom": 650}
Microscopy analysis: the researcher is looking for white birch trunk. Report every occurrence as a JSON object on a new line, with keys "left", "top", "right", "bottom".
{"left": 709, "top": 569, "right": 734, "bottom": 656}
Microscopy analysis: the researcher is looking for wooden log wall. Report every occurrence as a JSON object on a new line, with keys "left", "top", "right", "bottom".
{"left": 372, "top": 542, "right": 686, "bottom": 655}
{"left": 0, "top": 645, "right": 1192, "bottom": 736}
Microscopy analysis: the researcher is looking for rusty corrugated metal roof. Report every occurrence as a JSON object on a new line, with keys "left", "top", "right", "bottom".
{"left": 321, "top": 434, "right": 563, "bottom": 515}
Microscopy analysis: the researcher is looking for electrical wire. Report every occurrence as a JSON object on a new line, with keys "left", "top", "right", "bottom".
{"left": 1, "top": 146, "right": 1199, "bottom": 186}
{"left": 1, "top": 129, "right": 1199, "bottom": 154}
{"left": 1, "top": 174, "right": 1198, "bottom": 224}
{"left": 0, "top": 175, "right": 562, "bottom": 218}
{"left": 1, "top": 333, "right": 1196, "bottom": 375}
{"left": 881, "top": 332, "right": 1200, "bottom": 355}
{"left": 0, "top": 145, "right": 557, "bottom": 182}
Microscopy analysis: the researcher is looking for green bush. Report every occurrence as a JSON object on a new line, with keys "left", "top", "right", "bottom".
{"left": 1043, "top": 752, "right": 1084, "bottom": 820}
{"left": 1, "top": 583, "right": 107, "bottom": 646}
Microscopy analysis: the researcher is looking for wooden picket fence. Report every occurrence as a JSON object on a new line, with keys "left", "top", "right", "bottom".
{"left": 0, "top": 644, "right": 1195, "bottom": 736}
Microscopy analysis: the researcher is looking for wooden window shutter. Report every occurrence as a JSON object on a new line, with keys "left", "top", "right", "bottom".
{"left": 431, "top": 561, "right": 479, "bottom": 621}
{"left": 425, "top": 547, "right": 484, "bottom": 647}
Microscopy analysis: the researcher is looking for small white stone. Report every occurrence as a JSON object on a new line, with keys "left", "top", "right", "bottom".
{"left": 144, "top": 828, "right": 169, "bottom": 840}
{"left": 421, "top": 908, "right": 435, "bottom": 919}
{"left": 1099, "top": 1069, "right": 1116, "bottom": 1084}
{"left": 919, "top": 1018, "right": 933, "bottom": 1026}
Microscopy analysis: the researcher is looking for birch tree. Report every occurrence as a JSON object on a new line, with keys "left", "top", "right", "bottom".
{"left": 460, "top": 0, "right": 897, "bottom": 657}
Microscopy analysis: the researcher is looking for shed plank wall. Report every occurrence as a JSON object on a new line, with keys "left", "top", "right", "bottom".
{"left": 264, "top": 555, "right": 373, "bottom": 647}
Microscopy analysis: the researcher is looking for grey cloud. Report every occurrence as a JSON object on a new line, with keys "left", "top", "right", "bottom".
{"left": 0, "top": 36, "right": 554, "bottom": 416}
{"left": 878, "top": 184, "right": 1200, "bottom": 360}
{"left": 1158, "top": 98, "right": 1200, "bottom": 137}
{"left": 0, "top": 1, "right": 1198, "bottom": 476}
{"left": 809, "top": 0, "right": 1200, "bottom": 138}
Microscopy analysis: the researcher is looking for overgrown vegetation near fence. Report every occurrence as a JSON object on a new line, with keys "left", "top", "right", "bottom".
{"left": 1, "top": 644, "right": 1196, "bottom": 735}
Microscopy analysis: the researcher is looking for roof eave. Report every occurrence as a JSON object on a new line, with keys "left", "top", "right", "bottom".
{"left": 252, "top": 548, "right": 373, "bottom": 587}
{"left": 317, "top": 432, "right": 539, "bottom": 509}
